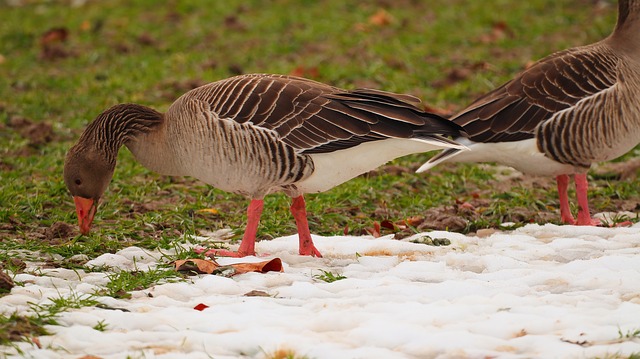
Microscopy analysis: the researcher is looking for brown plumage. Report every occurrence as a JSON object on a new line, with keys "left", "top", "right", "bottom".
{"left": 64, "top": 74, "right": 464, "bottom": 257}
{"left": 419, "top": 0, "right": 640, "bottom": 226}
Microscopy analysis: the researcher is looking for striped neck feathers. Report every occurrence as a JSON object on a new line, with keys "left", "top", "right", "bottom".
{"left": 78, "top": 103, "right": 164, "bottom": 164}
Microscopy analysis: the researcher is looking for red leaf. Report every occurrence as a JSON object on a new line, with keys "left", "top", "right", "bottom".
{"left": 365, "top": 221, "right": 382, "bottom": 238}
{"left": 40, "top": 27, "right": 68, "bottom": 45}
{"left": 289, "top": 66, "right": 319, "bottom": 79}
{"left": 380, "top": 219, "right": 396, "bottom": 230}
{"left": 193, "top": 303, "right": 209, "bottom": 311}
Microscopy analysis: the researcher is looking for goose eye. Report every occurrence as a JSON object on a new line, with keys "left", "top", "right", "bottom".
{"left": 75, "top": 179, "right": 82, "bottom": 186}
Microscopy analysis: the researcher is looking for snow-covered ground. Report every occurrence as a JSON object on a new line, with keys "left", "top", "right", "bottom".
{"left": 2, "top": 223, "right": 640, "bottom": 358}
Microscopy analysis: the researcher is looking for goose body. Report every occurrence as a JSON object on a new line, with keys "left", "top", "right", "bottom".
{"left": 419, "top": 0, "right": 640, "bottom": 225}
{"left": 64, "top": 73, "right": 464, "bottom": 257}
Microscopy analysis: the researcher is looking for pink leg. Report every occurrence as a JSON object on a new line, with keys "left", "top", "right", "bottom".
{"left": 205, "top": 199, "right": 264, "bottom": 257}
{"left": 290, "top": 195, "right": 322, "bottom": 257}
{"left": 574, "top": 173, "right": 600, "bottom": 226}
{"left": 556, "top": 174, "right": 576, "bottom": 225}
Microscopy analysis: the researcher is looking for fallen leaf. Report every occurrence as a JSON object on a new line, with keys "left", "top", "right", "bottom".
{"left": 224, "top": 15, "right": 247, "bottom": 31}
{"left": 196, "top": 208, "right": 220, "bottom": 215}
{"left": 193, "top": 303, "right": 209, "bottom": 311}
{"left": 365, "top": 221, "right": 381, "bottom": 238}
{"left": 31, "top": 336, "right": 42, "bottom": 349}
{"left": 40, "top": 27, "right": 68, "bottom": 46}
{"left": 244, "top": 290, "right": 270, "bottom": 297}
{"left": 232, "top": 258, "right": 283, "bottom": 274}
{"left": 0, "top": 270, "right": 14, "bottom": 291}
{"left": 289, "top": 65, "right": 319, "bottom": 79}
{"left": 380, "top": 219, "right": 396, "bottom": 230}
{"left": 175, "top": 258, "right": 283, "bottom": 276}
{"left": 80, "top": 20, "right": 91, "bottom": 31}
{"left": 478, "top": 21, "right": 514, "bottom": 44}
{"left": 369, "top": 9, "right": 394, "bottom": 27}
{"left": 403, "top": 216, "right": 424, "bottom": 227}
{"left": 174, "top": 258, "right": 219, "bottom": 274}
{"left": 137, "top": 33, "right": 157, "bottom": 46}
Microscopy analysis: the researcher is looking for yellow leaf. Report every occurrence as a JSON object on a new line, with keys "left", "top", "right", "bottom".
{"left": 196, "top": 208, "right": 219, "bottom": 215}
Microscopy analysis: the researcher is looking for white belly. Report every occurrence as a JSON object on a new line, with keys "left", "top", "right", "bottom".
{"left": 450, "top": 138, "right": 581, "bottom": 176}
{"left": 296, "top": 138, "right": 453, "bottom": 193}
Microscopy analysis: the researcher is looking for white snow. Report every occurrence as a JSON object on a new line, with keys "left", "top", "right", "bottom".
{"left": 2, "top": 223, "right": 640, "bottom": 358}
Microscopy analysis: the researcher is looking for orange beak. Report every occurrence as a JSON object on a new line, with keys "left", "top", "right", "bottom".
{"left": 73, "top": 196, "right": 97, "bottom": 235}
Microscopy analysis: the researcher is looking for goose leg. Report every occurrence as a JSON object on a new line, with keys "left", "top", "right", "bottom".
{"left": 205, "top": 199, "right": 263, "bottom": 257}
{"left": 556, "top": 174, "right": 576, "bottom": 224}
{"left": 290, "top": 195, "right": 323, "bottom": 257}
{"left": 574, "top": 173, "right": 601, "bottom": 226}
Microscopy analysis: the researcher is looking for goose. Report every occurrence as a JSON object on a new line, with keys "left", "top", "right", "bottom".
{"left": 418, "top": 0, "right": 640, "bottom": 226}
{"left": 64, "top": 73, "right": 465, "bottom": 257}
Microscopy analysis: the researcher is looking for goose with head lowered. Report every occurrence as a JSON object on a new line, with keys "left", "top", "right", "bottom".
{"left": 418, "top": 0, "right": 640, "bottom": 226}
{"left": 64, "top": 73, "right": 465, "bottom": 257}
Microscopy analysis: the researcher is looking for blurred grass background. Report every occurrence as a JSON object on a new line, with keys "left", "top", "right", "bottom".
{"left": 0, "top": 0, "right": 636, "bottom": 258}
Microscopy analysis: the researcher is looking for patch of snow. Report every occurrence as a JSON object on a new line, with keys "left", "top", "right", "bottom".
{"left": 1, "top": 223, "right": 640, "bottom": 358}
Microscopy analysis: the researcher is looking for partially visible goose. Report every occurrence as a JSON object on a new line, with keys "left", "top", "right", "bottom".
{"left": 418, "top": 0, "right": 640, "bottom": 225}
{"left": 64, "top": 73, "right": 465, "bottom": 257}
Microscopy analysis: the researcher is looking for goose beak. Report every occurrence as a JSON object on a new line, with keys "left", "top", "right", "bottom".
{"left": 73, "top": 196, "right": 97, "bottom": 235}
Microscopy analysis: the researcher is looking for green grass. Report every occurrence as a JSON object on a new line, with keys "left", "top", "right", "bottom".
{"left": 0, "top": 0, "right": 639, "bottom": 348}
{"left": 313, "top": 269, "right": 347, "bottom": 283}
{"left": 0, "top": 291, "right": 101, "bottom": 350}
{"left": 99, "top": 267, "right": 186, "bottom": 299}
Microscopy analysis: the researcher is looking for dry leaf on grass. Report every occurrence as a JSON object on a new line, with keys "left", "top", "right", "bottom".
{"left": 174, "top": 258, "right": 283, "bottom": 277}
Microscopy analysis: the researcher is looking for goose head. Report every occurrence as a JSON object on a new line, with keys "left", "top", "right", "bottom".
{"left": 63, "top": 144, "right": 114, "bottom": 234}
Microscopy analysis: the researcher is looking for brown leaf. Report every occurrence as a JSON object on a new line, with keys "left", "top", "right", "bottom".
{"left": 478, "top": 21, "right": 514, "bottom": 44}
{"left": 39, "top": 27, "right": 70, "bottom": 61}
{"left": 232, "top": 258, "right": 283, "bottom": 274}
{"left": 224, "top": 15, "right": 247, "bottom": 31}
{"left": 39, "top": 27, "right": 68, "bottom": 46}
{"left": 365, "top": 221, "right": 382, "bottom": 238}
{"left": 80, "top": 20, "right": 91, "bottom": 32}
{"left": 244, "top": 290, "right": 271, "bottom": 297}
{"left": 174, "top": 258, "right": 283, "bottom": 276}
{"left": 380, "top": 219, "right": 396, "bottom": 230}
{"left": 174, "top": 259, "right": 219, "bottom": 274}
{"left": 403, "top": 216, "right": 424, "bottom": 227}
{"left": 289, "top": 66, "right": 319, "bottom": 79}
{"left": 0, "top": 270, "right": 14, "bottom": 291}
{"left": 369, "top": 9, "right": 394, "bottom": 27}
{"left": 136, "top": 33, "right": 157, "bottom": 46}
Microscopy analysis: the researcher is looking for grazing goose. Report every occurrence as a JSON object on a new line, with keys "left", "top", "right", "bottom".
{"left": 418, "top": 0, "right": 640, "bottom": 225}
{"left": 64, "top": 73, "right": 465, "bottom": 257}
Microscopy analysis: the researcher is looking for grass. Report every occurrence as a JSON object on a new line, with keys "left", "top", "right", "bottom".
{"left": 0, "top": 0, "right": 639, "bottom": 351}
{"left": 0, "top": 291, "right": 100, "bottom": 351}
{"left": 313, "top": 269, "right": 347, "bottom": 283}
{"left": 99, "top": 267, "right": 185, "bottom": 299}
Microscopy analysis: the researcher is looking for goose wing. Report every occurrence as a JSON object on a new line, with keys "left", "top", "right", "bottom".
{"left": 454, "top": 45, "right": 618, "bottom": 143}
{"left": 185, "top": 73, "right": 462, "bottom": 154}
